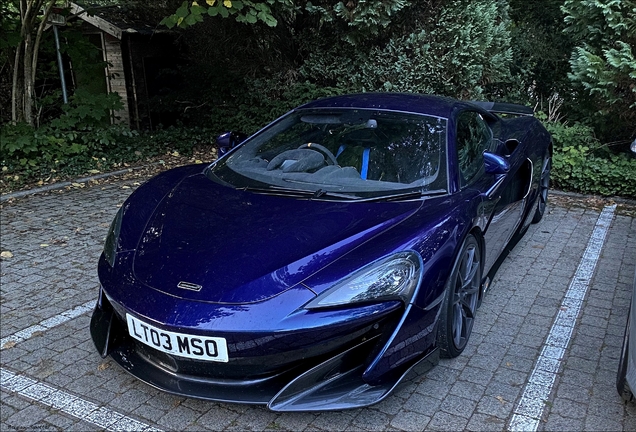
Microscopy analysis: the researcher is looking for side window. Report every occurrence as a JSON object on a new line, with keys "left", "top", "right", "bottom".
{"left": 456, "top": 111, "right": 491, "bottom": 187}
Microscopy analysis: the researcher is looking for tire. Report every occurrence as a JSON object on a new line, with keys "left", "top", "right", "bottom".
{"left": 532, "top": 156, "right": 551, "bottom": 224}
{"left": 617, "top": 310, "right": 634, "bottom": 401}
{"left": 437, "top": 234, "right": 481, "bottom": 358}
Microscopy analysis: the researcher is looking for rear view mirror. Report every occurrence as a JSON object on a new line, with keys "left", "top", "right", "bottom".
{"left": 483, "top": 152, "right": 510, "bottom": 175}
{"left": 216, "top": 132, "right": 247, "bottom": 157}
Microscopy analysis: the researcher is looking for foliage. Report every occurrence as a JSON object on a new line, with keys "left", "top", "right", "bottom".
{"left": 0, "top": 2, "right": 21, "bottom": 125}
{"left": 544, "top": 120, "right": 636, "bottom": 197}
{"left": 303, "top": 0, "right": 412, "bottom": 44}
{"left": 51, "top": 89, "right": 123, "bottom": 129}
{"left": 10, "top": 0, "right": 61, "bottom": 125}
{"left": 161, "top": 0, "right": 291, "bottom": 28}
{"left": 1, "top": 121, "right": 216, "bottom": 190}
{"left": 193, "top": 79, "right": 342, "bottom": 135}
{"left": 299, "top": 0, "right": 512, "bottom": 100}
{"left": 562, "top": 0, "right": 636, "bottom": 140}
{"left": 1, "top": 90, "right": 126, "bottom": 168}
{"left": 506, "top": 0, "right": 574, "bottom": 104}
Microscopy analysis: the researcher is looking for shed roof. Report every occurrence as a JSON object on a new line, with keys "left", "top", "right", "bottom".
{"left": 70, "top": 1, "right": 173, "bottom": 39}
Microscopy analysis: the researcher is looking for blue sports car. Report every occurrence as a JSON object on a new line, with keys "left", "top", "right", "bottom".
{"left": 91, "top": 93, "right": 552, "bottom": 411}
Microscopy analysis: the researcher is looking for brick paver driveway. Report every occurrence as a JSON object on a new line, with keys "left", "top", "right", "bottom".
{"left": 1, "top": 178, "right": 635, "bottom": 431}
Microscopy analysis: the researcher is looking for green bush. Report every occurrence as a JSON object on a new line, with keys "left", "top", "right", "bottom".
{"left": 1, "top": 120, "right": 217, "bottom": 187}
{"left": 298, "top": 0, "right": 513, "bottom": 100}
{"left": 0, "top": 90, "right": 132, "bottom": 168}
{"left": 544, "top": 120, "right": 636, "bottom": 197}
{"left": 192, "top": 80, "right": 343, "bottom": 136}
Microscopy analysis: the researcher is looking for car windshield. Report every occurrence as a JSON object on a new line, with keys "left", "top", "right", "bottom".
{"left": 208, "top": 108, "right": 448, "bottom": 199}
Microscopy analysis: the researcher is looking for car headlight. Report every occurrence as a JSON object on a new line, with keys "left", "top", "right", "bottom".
{"left": 305, "top": 251, "right": 423, "bottom": 309}
{"left": 103, "top": 207, "right": 123, "bottom": 267}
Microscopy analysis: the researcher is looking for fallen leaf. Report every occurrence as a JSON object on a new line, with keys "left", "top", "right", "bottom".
{"left": 40, "top": 244, "right": 49, "bottom": 247}
{"left": 2, "top": 341, "right": 16, "bottom": 349}
{"left": 32, "top": 331, "right": 44, "bottom": 337}
{"left": 0, "top": 251, "right": 13, "bottom": 259}
{"left": 171, "top": 151, "right": 180, "bottom": 157}
{"left": 496, "top": 396, "right": 506, "bottom": 405}
{"left": 71, "top": 182, "right": 85, "bottom": 188}
{"left": 1, "top": 166, "right": 7, "bottom": 172}
{"left": 506, "top": 362, "right": 512, "bottom": 367}
{"left": 195, "top": 159, "right": 203, "bottom": 164}
{"left": 97, "top": 362, "right": 111, "bottom": 371}
{"left": 122, "top": 185, "right": 130, "bottom": 189}
{"left": 88, "top": 169, "right": 100, "bottom": 174}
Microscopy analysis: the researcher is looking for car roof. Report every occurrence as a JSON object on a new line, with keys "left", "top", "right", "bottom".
{"left": 298, "top": 93, "right": 474, "bottom": 119}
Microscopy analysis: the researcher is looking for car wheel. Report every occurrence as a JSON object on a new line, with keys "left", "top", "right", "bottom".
{"left": 617, "top": 310, "right": 634, "bottom": 401}
{"left": 532, "top": 156, "right": 551, "bottom": 223}
{"left": 437, "top": 234, "right": 481, "bottom": 358}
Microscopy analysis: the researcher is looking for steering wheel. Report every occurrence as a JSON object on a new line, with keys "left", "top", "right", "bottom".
{"left": 297, "top": 143, "right": 338, "bottom": 166}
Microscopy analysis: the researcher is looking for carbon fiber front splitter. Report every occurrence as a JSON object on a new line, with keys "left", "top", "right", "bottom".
{"left": 90, "top": 295, "right": 439, "bottom": 411}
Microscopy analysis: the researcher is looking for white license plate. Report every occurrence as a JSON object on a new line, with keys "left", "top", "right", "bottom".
{"left": 126, "top": 314, "right": 228, "bottom": 362}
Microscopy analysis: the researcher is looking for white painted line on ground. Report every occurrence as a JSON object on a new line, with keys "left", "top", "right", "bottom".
{"left": 1, "top": 368, "right": 160, "bottom": 431}
{"left": 0, "top": 300, "right": 94, "bottom": 349}
{"left": 508, "top": 204, "right": 616, "bottom": 431}
{"left": 0, "top": 300, "right": 159, "bottom": 430}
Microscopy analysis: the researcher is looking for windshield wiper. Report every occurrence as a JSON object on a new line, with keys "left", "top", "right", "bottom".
{"left": 237, "top": 185, "right": 360, "bottom": 200}
{"left": 359, "top": 189, "right": 447, "bottom": 203}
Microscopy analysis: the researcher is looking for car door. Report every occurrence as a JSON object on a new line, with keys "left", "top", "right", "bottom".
{"left": 453, "top": 110, "right": 530, "bottom": 275}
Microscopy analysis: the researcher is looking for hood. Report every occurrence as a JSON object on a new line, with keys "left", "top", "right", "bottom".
{"left": 133, "top": 173, "right": 422, "bottom": 304}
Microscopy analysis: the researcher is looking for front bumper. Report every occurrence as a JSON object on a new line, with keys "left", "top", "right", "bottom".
{"left": 90, "top": 289, "right": 440, "bottom": 411}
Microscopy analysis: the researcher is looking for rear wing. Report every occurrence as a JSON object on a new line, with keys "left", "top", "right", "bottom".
{"left": 469, "top": 101, "right": 534, "bottom": 117}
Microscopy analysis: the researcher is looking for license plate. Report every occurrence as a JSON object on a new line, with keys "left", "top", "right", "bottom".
{"left": 126, "top": 314, "right": 228, "bottom": 362}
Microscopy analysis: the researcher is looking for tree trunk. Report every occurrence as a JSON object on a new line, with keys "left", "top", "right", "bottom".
{"left": 10, "top": 0, "right": 54, "bottom": 126}
{"left": 23, "top": 30, "right": 34, "bottom": 125}
{"left": 11, "top": 41, "right": 23, "bottom": 123}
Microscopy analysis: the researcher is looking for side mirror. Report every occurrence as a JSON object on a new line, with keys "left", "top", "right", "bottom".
{"left": 216, "top": 132, "right": 247, "bottom": 157}
{"left": 483, "top": 152, "right": 510, "bottom": 175}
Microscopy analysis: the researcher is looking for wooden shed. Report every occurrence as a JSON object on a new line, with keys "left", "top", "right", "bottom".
{"left": 68, "top": 1, "right": 182, "bottom": 130}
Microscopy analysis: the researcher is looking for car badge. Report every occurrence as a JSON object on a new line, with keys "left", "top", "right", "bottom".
{"left": 177, "top": 281, "right": 203, "bottom": 292}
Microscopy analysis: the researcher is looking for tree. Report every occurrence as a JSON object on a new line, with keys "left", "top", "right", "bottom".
{"left": 160, "top": 0, "right": 412, "bottom": 37}
{"left": 507, "top": 0, "right": 574, "bottom": 102}
{"left": 11, "top": 0, "right": 58, "bottom": 126}
{"left": 1, "top": 2, "right": 22, "bottom": 125}
{"left": 562, "top": 0, "right": 636, "bottom": 140}
{"left": 298, "top": 0, "right": 513, "bottom": 100}
{"left": 160, "top": 0, "right": 291, "bottom": 28}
